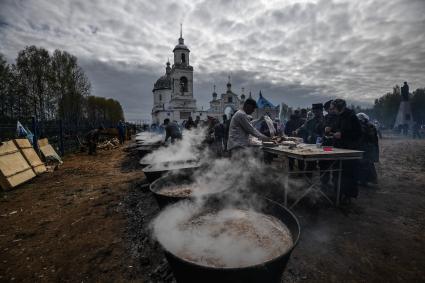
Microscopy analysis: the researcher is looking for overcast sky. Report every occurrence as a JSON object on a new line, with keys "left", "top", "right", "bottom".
{"left": 1, "top": 0, "right": 424, "bottom": 121}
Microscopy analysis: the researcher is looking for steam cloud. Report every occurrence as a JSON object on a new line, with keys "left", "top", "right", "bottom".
{"left": 135, "top": 132, "right": 163, "bottom": 143}
{"left": 141, "top": 128, "right": 207, "bottom": 164}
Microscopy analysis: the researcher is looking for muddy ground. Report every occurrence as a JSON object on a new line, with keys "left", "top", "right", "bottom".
{"left": 0, "top": 138, "right": 424, "bottom": 282}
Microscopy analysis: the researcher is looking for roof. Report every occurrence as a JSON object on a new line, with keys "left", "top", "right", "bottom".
{"left": 256, "top": 91, "right": 276, "bottom": 108}
{"left": 173, "top": 37, "right": 190, "bottom": 52}
{"left": 153, "top": 75, "right": 171, "bottom": 91}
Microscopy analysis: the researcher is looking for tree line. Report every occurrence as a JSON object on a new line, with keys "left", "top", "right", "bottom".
{"left": 0, "top": 46, "right": 124, "bottom": 130}
{"left": 360, "top": 85, "right": 425, "bottom": 128}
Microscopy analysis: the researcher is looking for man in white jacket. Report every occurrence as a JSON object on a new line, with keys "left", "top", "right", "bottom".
{"left": 227, "top": 98, "right": 271, "bottom": 155}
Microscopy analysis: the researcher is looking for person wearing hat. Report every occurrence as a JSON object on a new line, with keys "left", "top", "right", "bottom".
{"left": 331, "top": 98, "right": 362, "bottom": 203}
{"left": 227, "top": 98, "right": 271, "bottom": 155}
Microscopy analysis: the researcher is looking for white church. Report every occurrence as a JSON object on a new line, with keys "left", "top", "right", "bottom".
{"left": 151, "top": 29, "right": 280, "bottom": 124}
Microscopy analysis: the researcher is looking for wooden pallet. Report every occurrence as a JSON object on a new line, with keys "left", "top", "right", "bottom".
{"left": 37, "top": 138, "right": 62, "bottom": 163}
{"left": 14, "top": 139, "right": 47, "bottom": 175}
{"left": 0, "top": 140, "right": 36, "bottom": 190}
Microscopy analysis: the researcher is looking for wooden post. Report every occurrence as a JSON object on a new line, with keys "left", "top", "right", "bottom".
{"left": 32, "top": 116, "right": 39, "bottom": 154}
{"left": 59, "top": 119, "right": 64, "bottom": 156}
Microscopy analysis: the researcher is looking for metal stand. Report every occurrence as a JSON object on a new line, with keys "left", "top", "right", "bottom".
{"left": 288, "top": 160, "right": 339, "bottom": 209}
{"left": 263, "top": 146, "right": 362, "bottom": 209}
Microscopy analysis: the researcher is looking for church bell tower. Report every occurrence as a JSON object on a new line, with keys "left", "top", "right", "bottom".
{"left": 171, "top": 24, "right": 194, "bottom": 99}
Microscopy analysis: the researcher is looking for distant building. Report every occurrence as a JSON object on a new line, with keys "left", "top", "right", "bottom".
{"left": 151, "top": 28, "right": 279, "bottom": 124}
{"left": 207, "top": 81, "right": 280, "bottom": 121}
{"left": 207, "top": 78, "right": 245, "bottom": 121}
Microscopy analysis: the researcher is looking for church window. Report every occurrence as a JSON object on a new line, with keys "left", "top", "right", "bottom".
{"left": 180, "top": 77, "right": 188, "bottom": 92}
{"left": 159, "top": 94, "right": 162, "bottom": 101}
{"left": 181, "top": 53, "right": 186, "bottom": 64}
{"left": 228, "top": 96, "right": 233, "bottom": 103}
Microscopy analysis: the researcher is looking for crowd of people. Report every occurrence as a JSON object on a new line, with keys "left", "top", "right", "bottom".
{"left": 236, "top": 98, "right": 380, "bottom": 203}
{"left": 199, "top": 99, "right": 379, "bottom": 202}
{"left": 152, "top": 97, "right": 382, "bottom": 204}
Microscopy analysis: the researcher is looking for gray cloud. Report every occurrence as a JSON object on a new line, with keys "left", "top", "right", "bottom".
{"left": 0, "top": 0, "right": 424, "bottom": 120}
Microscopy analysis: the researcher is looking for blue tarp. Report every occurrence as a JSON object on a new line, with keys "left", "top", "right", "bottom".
{"left": 256, "top": 91, "right": 276, "bottom": 108}
{"left": 16, "top": 121, "right": 34, "bottom": 144}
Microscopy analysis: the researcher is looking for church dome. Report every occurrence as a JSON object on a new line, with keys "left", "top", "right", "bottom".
{"left": 173, "top": 37, "right": 190, "bottom": 52}
{"left": 153, "top": 75, "right": 171, "bottom": 91}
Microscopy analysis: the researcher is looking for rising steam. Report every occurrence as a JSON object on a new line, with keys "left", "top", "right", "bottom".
{"left": 141, "top": 127, "right": 207, "bottom": 164}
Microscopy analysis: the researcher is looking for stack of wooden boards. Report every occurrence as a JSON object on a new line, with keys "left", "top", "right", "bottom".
{"left": 0, "top": 138, "right": 59, "bottom": 190}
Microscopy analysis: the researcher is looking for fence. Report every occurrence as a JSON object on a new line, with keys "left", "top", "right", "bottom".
{"left": 0, "top": 118, "right": 93, "bottom": 155}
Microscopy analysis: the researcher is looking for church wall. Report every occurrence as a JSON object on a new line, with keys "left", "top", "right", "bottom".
{"left": 153, "top": 89, "right": 171, "bottom": 106}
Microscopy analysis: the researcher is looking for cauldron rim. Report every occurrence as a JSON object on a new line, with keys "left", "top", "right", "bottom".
{"left": 149, "top": 173, "right": 225, "bottom": 200}
{"left": 143, "top": 160, "right": 200, "bottom": 173}
{"left": 140, "top": 158, "right": 199, "bottom": 167}
{"left": 155, "top": 197, "right": 300, "bottom": 271}
{"left": 136, "top": 146, "right": 155, "bottom": 150}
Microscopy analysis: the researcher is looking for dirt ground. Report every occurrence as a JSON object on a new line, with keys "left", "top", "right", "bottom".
{"left": 1, "top": 138, "right": 424, "bottom": 282}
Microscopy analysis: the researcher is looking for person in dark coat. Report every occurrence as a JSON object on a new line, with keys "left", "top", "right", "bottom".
{"left": 117, "top": 120, "right": 126, "bottom": 144}
{"left": 296, "top": 103, "right": 325, "bottom": 176}
{"left": 295, "top": 103, "right": 324, "bottom": 145}
{"left": 332, "top": 99, "right": 362, "bottom": 202}
{"left": 356, "top": 113, "right": 379, "bottom": 185}
{"left": 213, "top": 119, "right": 225, "bottom": 156}
{"left": 284, "top": 110, "right": 305, "bottom": 171}
{"left": 194, "top": 116, "right": 201, "bottom": 128}
{"left": 284, "top": 110, "right": 304, "bottom": 136}
{"left": 185, "top": 116, "right": 196, "bottom": 130}
{"left": 320, "top": 100, "right": 339, "bottom": 186}
{"left": 224, "top": 114, "right": 231, "bottom": 151}
{"left": 164, "top": 119, "right": 182, "bottom": 143}
{"left": 86, "top": 126, "right": 104, "bottom": 155}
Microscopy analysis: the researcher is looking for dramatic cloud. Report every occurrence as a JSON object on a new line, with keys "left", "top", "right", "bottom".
{"left": 1, "top": 0, "right": 424, "bottom": 120}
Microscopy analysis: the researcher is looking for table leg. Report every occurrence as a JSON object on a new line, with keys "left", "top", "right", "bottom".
{"left": 336, "top": 160, "right": 342, "bottom": 206}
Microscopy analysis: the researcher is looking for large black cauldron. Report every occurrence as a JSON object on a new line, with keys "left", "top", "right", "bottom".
{"left": 160, "top": 198, "right": 300, "bottom": 283}
{"left": 149, "top": 173, "right": 194, "bottom": 208}
{"left": 142, "top": 160, "right": 200, "bottom": 183}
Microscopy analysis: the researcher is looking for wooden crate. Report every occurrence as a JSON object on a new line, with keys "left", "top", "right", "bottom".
{"left": 0, "top": 140, "right": 36, "bottom": 190}
{"left": 38, "top": 138, "right": 62, "bottom": 163}
{"left": 14, "top": 139, "right": 47, "bottom": 175}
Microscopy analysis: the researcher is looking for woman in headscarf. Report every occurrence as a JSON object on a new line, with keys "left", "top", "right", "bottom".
{"left": 356, "top": 113, "right": 379, "bottom": 186}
